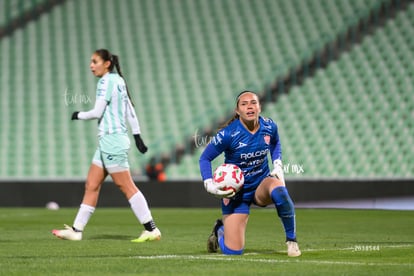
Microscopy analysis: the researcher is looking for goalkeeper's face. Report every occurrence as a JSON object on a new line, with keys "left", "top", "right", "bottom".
{"left": 90, "top": 53, "right": 110, "bottom": 77}
{"left": 236, "top": 92, "right": 261, "bottom": 122}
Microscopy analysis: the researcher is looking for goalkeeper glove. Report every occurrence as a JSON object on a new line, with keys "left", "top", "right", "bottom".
{"left": 71, "top": 111, "right": 80, "bottom": 120}
{"left": 133, "top": 134, "right": 148, "bottom": 154}
{"left": 270, "top": 159, "right": 285, "bottom": 184}
{"left": 204, "top": 178, "right": 235, "bottom": 198}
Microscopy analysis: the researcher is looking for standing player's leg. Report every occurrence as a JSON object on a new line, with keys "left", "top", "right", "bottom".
{"left": 110, "top": 169, "right": 161, "bottom": 242}
{"left": 52, "top": 163, "right": 107, "bottom": 240}
{"left": 255, "top": 177, "right": 301, "bottom": 257}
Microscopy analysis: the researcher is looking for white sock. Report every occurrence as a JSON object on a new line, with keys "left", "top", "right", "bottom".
{"left": 129, "top": 191, "right": 153, "bottom": 224}
{"left": 73, "top": 204, "right": 95, "bottom": 231}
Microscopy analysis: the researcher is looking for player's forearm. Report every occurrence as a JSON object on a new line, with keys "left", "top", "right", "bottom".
{"left": 126, "top": 100, "right": 141, "bottom": 134}
{"left": 199, "top": 144, "right": 221, "bottom": 180}
{"left": 77, "top": 99, "right": 107, "bottom": 120}
{"left": 127, "top": 113, "right": 141, "bottom": 134}
{"left": 270, "top": 141, "right": 282, "bottom": 161}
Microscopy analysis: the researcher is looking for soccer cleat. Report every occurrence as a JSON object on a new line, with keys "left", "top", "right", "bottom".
{"left": 52, "top": 224, "right": 82, "bottom": 241}
{"left": 207, "top": 219, "right": 223, "bottom": 253}
{"left": 286, "top": 241, "right": 301, "bottom": 257}
{"left": 131, "top": 228, "right": 161, "bottom": 243}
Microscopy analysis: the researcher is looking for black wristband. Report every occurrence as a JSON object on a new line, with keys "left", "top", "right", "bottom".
{"left": 71, "top": 111, "right": 80, "bottom": 120}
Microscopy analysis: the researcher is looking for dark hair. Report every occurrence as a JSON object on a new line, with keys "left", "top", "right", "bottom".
{"left": 94, "top": 49, "right": 135, "bottom": 106}
{"left": 220, "top": 90, "right": 260, "bottom": 129}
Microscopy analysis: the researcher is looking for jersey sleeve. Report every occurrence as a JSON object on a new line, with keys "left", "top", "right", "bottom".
{"left": 199, "top": 143, "right": 221, "bottom": 180}
{"left": 199, "top": 129, "right": 230, "bottom": 180}
{"left": 77, "top": 99, "right": 107, "bottom": 120}
{"left": 269, "top": 120, "right": 282, "bottom": 161}
{"left": 126, "top": 98, "right": 141, "bottom": 134}
{"left": 77, "top": 76, "right": 112, "bottom": 120}
{"left": 96, "top": 76, "right": 113, "bottom": 102}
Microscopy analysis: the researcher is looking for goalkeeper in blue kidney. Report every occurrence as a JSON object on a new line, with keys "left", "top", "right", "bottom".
{"left": 199, "top": 91, "right": 301, "bottom": 257}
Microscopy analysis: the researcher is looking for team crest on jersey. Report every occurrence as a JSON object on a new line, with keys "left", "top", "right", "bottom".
{"left": 223, "top": 198, "right": 230, "bottom": 206}
{"left": 263, "top": 135, "right": 271, "bottom": 145}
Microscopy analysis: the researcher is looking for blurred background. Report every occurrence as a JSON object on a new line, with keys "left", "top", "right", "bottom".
{"left": 0, "top": 0, "right": 413, "bottom": 208}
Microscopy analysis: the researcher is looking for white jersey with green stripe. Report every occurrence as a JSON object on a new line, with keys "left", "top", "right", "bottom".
{"left": 96, "top": 72, "right": 131, "bottom": 137}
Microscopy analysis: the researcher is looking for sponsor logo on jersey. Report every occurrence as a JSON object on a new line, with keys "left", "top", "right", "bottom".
{"left": 97, "top": 88, "right": 106, "bottom": 97}
{"left": 240, "top": 149, "right": 268, "bottom": 160}
{"left": 244, "top": 168, "right": 264, "bottom": 177}
{"left": 240, "top": 158, "right": 266, "bottom": 167}
{"left": 231, "top": 131, "right": 241, "bottom": 137}
{"left": 235, "top": 142, "right": 248, "bottom": 149}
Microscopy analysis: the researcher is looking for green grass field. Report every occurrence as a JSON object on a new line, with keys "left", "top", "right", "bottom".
{"left": 0, "top": 207, "right": 413, "bottom": 275}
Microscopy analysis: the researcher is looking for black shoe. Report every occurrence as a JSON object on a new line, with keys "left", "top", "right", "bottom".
{"left": 207, "top": 219, "right": 223, "bottom": 253}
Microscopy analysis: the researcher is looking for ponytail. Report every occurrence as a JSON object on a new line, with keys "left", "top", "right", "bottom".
{"left": 111, "top": 54, "right": 135, "bottom": 106}
{"left": 220, "top": 114, "right": 239, "bottom": 130}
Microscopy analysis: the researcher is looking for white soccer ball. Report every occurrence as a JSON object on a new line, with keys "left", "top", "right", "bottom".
{"left": 46, "top": 201, "right": 60, "bottom": 210}
{"left": 213, "top": 163, "right": 244, "bottom": 193}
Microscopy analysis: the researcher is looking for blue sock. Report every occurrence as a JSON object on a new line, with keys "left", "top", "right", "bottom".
{"left": 217, "top": 225, "right": 243, "bottom": 255}
{"left": 218, "top": 234, "right": 244, "bottom": 255}
{"left": 217, "top": 225, "right": 224, "bottom": 242}
{"left": 271, "top": 186, "right": 296, "bottom": 241}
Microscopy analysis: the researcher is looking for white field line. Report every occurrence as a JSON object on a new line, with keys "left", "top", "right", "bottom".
{"left": 130, "top": 244, "right": 414, "bottom": 267}
{"left": 130, "top": 254, "right": 412, "bottom": 267}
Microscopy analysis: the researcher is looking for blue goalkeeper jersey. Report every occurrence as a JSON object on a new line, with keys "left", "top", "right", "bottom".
{"left": 199, "top": 116, "right": 282, "bottom": 193}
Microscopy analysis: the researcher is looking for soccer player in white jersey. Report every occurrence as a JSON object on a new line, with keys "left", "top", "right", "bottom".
{"left": 199, "top": 91, "right": 301, "bottom": 257}
{"left": 52, "top": 49, "right": 161, "bottom": 242}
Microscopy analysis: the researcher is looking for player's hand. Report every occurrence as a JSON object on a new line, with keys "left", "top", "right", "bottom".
{"left": 71, "top": 111, "right": 80, "bottom": 120}
{"left": 204, "top": 179, "right": 235, "bottom": 198}
{"left": 133, "top": 134, "right": 148, "bottom": 154}
{"left": 270, "top": 159, "right": 285, "bottom": 184}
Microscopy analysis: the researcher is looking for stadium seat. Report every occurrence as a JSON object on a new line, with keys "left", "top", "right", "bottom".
{"left": 2, "top": 0, "right": 409, "bottom": 180}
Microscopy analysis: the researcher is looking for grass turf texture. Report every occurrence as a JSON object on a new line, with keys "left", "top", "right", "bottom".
{"left": 0, "top": 208, "right": 413, "bottom": 275}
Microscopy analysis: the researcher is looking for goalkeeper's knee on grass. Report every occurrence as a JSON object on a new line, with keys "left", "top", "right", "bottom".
{"left": 219, "top": 237, "right": 244, "bottom": 255}
{"left": 217, "top": 225, "right": 244, "bottom": 255}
